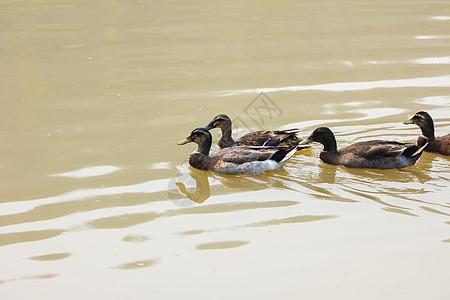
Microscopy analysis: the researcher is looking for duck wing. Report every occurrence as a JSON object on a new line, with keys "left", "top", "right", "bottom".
{"left": 237, "top": 129, "right": 300, "bottom": 147}
{"left": 236, "top": 131, "right": 270, "bottom": 146}
{"left": 342, "top": 140, "right": 413, "bottom": 159}
{"left": 215, "top": 146, "right": 277, "bottom": 164}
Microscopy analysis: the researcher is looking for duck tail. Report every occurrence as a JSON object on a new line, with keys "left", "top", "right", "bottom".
{"left": 402, "top": 142, "right": 428, "bottom": 157}
{"left": 269, "top": 146, "right": 297, "bottom": 163}
{"left": 412, "top": 141, "right": 428, "bottom": 157}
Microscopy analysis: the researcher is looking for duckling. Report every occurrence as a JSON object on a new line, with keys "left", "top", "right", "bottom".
{"left": 204, "top": 114, "right": 300, "bottom": 149}
{"left": 178, "top": 128, "right": 297, "bottom": 175}
{"left": 403, "top": 111, "right": 450, "bottom": 155}
{"left": 299, "top": 127, "right": 427, "bottom": 169}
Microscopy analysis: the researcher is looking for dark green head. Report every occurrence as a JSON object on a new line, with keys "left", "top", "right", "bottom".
{"left": 300, "top": 127, "right": 338, "bottom": 153}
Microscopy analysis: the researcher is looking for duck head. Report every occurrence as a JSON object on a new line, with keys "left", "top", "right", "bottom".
{"left": 178, "top": 128, "right": 212, "bottom": 155}
{"left": 403, "top": 111, "right": 435, "bottom": 139}
{"left": 300, "top": 127, "right": 338, "bottom": 153}
{"left": 204, "top": 114, "right": 232, "bottom": 131}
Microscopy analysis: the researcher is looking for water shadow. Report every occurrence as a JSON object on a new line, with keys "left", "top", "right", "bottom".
{"left": 244, "top": 214, "right": 338, "bottom": 227}
{"left": 86, "top": 200, "right": 299, "bottom": 229}
{"left": 0, "top": 273, "right": 59, "bottom": 285}
{"left": 113, "top": 258, "right": 160, "bottom": 270}
{"left": 29, "top": 252, "right": 72, "bottom": 261}
{"left": 0, "top": 229, "right": 65, "bottom": 247}
{"left": 196, "top": 240, "right": 249, "bottom": 250}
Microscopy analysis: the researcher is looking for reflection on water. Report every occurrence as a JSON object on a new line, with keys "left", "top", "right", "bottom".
{"left": 414, "top": 35, "right": 450, "bottom": 39}
{"left": 49, "top": 166, "right": 120, "bottom": 178}
{"left": 367, "top": 56, "right": 450, "bottom": 65}
{"left": 431, "top": 16, "right": 450, "bottom": 20}
{"left": 168, "top": 168, "right": 211, "bottom": 205}
{"left": 213, "top": 75, "right": 450, "bottom": 96}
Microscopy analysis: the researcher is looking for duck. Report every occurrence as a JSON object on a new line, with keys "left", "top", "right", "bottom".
{"left": 299, "top": 127, "right": 427, "bottom": 169}
{"left": 177, "top": 128, "right": 297, "bottom": 175}
{"left": 204, "top": 114, "right": 301, "bottom": 149}
{"left": 403, "top": 111, "right": 450, "bottom": 155}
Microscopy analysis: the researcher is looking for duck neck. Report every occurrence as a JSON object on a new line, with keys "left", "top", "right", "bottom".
{"left": 322, "top": 135, "right": 338, "bottom": 154}
{"left": 196, "top": 138, "right": 211, "bottom": 156}
{"left": 220, "top": 125, "right": 235, "bottom": 146}
{"left": 419, "top": 120, "right": 435, "bottom": 139}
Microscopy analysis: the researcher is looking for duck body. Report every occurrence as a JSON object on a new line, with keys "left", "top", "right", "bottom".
{"left": 321, "top": 140, "right": 425, "bottom": 169}
{"left": 237, "top": 129, "right": 300, "bottom": 149}
{"left": 179, "top": 128, "right": 296, "bottom": 175}
{"left": 418, "top": 134, "right": 450, "bottom": 155}
{"left": 404, "top": 111, "right": 450, "bottom": 155}
{"left": 301, "top": 127, "right": 427, "bottom": 169}
{"left": 205, "top": 114, "right": 301, "bottom": 149}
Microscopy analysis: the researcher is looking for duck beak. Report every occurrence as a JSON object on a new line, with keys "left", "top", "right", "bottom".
{"left": 403, "top": 118, "right": 414, "bottom": 125}
{"left": 177, "top": 136, "right": 192, "bottom": 145}
{"left": 299, "top": 135, "right": 314, "bottom": 145}
{"left": 204, "top": 122, "right": 216, "bottom": 131}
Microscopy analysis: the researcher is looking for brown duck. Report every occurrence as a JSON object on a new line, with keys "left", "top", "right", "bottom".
{"left": 403, "top": 111, "right": 450, "bottom": 156}
{"left": 178, "top": 128, "right": 297, "bottom": 175}
{"left": 300, "top": 127, "right": 427, "bottom": 169}
{"left": 204, "top": 114, "right": 301, "bottom": 149}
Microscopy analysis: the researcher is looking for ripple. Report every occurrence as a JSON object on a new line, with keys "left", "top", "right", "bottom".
{"left": 382, "top": 207, "right": 419, "bottom": 217}
{"left": 431, "top": 16, "right": 450, "bottom": 20}
{"left": 49, "top": 165, "right": 120, "bottom": 178}
{"left": 0, "top": 177, "right": 186, "bottom": 216}
{"left": 29, "top": 252, "right": 71, "bottom": 261}
{"left": 0, "top": 229, "right": 65, "bottom": 247}
{"left": 122, "top": 234, "right": 151, "bottom": 243}
{"left": 420, "top": 206, "right": 450, "bottom": 217}
{"left": 414, "top": 96, "right": 450, "bottom": 106}
{"left": 113, "top": 258, "right": 160, "bottom": 270}
{"left": 414, "top": 35, "right": 450, "bottom": 39}
{"left": 85, "top": 200, "right": 298, "bottom": 229}
{"left": 367, "top": 56, "right": 450, "bottom": 65}
{"left": 87, "top": 212, "right": 159, "bottom": 229}
{"left": 0, "top": 273, "right": 59, "bottom": 285}
{"left": 196, "top": 240, "right": 249, "bottom": 250}
{"left": 177, "top": 229, "right": 205, "bottom": 236}
{"left": 245, "top": 214, "right": 338, "bottom": 227}
{"left": 150, "top": 162, "right": 172, "bottom": 170}
{"left": 212, "top": 75, "right": 450, "bottom": 96}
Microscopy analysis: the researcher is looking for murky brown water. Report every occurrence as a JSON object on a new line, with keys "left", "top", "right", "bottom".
{"left": 1, "top": 0, "right": 450, "bottom": 299}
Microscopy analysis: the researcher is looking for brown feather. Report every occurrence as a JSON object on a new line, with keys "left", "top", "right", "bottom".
{"left": 419, "top": 134, "right": 450, "bottom": 155}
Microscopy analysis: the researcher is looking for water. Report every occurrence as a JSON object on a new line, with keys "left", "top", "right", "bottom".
{"left": 1, "top": 0, "right": 450, "bottom": 299}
